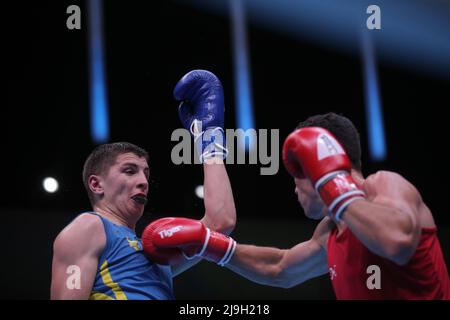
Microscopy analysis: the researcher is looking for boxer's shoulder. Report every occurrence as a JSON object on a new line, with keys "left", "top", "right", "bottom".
{"left": 363, "top": 171, "right": 421, "bottom": 201}
{"left": 54, "top": 213, "right": 105, "bottom": 256}
{"left": 364, "top": 171, "right": 436, "bottom": 227}
{"left": 366, "top": 170, "right": 407, "bottom": 183}
{"left": 65, "top": 213, "right": 104, "bottom": 235}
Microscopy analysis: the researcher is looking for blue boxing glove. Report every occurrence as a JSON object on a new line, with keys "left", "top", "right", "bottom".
{"left": 173, "top": 70, "right": 228, "bottom": 163}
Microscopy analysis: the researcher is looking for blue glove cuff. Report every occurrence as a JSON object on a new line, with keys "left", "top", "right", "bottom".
{"left": 191, "top": 120, "right": 228, "bottom": 163}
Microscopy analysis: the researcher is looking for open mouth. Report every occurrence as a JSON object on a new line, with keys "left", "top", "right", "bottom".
{"left": 132, "top": 195, "right": 147, "bottom": 205}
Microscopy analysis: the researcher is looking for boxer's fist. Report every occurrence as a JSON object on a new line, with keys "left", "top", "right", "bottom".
{"left": 282, "top": 127, "right": 365, "bottom": 220}
{"left": 174, "top": 70, "right": 225, "bottom": 131}
{"left": 142, "top": 217, "right": 236, "bottom": 266}
{"left": 141, "top": 218, "right": 185, "bottom": 265}
{"left": 173, "top": 70, "right": 228, "bottom": 162}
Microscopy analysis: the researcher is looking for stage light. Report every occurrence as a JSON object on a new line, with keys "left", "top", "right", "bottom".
{"left": 88, "top": 0, "right": 110, "bottom": 144}
{"left": 361, "top": 31, "right": 387, "bottom": 161}
{"left": 43, "top": 177, "right": 59, "bottom": 193}
{"left": 230, "top": 0, "right": 255, "bottom": 152}
{"left": 195, "top": 185, "right": 204, "bottom": 199}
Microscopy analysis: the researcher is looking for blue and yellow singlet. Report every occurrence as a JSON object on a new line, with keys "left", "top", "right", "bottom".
{"left": 85, "top": 212, "right": 174, "bottom": 300}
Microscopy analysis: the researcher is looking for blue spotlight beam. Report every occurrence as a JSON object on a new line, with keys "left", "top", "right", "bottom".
{"left": 186, "top": 0, "right": 450, "bottom": 80}
{"left": 361, "top": 31, "right": 386, "bottom": 162}
{"left": 88, "top": 0, "right": 109, "bottom": 144}
{"left": 230, "top": 0, "right": 255, "bottom": 151}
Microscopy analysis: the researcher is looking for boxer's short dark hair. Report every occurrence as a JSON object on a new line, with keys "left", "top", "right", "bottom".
{"left": 296, "top": 112, "right": 362, "bottom": 171}
{"left": 82, "top": 142, "right": 149, "bottom": 205}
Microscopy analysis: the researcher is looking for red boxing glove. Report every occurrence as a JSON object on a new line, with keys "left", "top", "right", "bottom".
{"left": 141, "top": 218, "right": 185, "bottom": 265}
{"left": 142, "top": 217, "right": 236, "bottom": 266}
{"left": 282, "top": 127, "right": 365, "bottom": 220}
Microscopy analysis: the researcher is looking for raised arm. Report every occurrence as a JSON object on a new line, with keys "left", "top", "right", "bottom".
{"left": 170, "top": 70, "right": 236, "bottom": 276}
{"left": 173, "top": 69, "right": 236, "bottom": 234}
{"left": 342, "top": 171, "right": 426, "bottom": 265}
{"left": 200, "top": 161, "right": 236, "bottom": 235}
{"left": 169, "top": 161, "right": 236, "bottom": 276}
{"left": 51, "top": 214, "right": 105, "bottom": 299}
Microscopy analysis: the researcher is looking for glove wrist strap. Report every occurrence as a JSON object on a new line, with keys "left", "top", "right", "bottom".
{"left": 315, "top": 171, "right": 366, "bottom": 222}
{"left": 191, "top": 120, "right": 228, "bottom": 163}
{"left": 217, "top": 238, "right": 236, "bottom": 266}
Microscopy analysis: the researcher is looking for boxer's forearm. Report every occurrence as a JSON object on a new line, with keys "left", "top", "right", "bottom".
{"left": 342, "top": 199, "right": 420, "bottom": 265}
{"left": 227, "top": 240, "right": 327, "bottom": 288}
{"left": 201, "top": 162, "right": 236, "bottom": 235}
{"left": 226, "top": 244, "right": 289, "bottom": 287}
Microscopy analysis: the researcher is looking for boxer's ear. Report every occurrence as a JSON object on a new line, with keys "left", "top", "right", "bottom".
{"left": 88, "top": 175, "right": 104, "bottom": 196}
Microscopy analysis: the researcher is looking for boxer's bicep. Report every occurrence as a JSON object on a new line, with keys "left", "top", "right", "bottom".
{"left": 374, "top": 190, "right": 422, "bottom": 248}
{"left": 51, "top": 215, "right": 105, "bottom": 299}
{"left": 51, "top": 240, "right": 98, "bottom": 299}
{"left": 371, "top": 176, "right": 422, "bottom": 238}
{"left": 344, "top": 175, "right": 422, "bottom": 264}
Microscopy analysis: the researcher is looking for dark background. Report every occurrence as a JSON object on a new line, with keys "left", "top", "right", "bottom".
{"left": 3, "top": 0, "right": 450, "bottom": 299}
